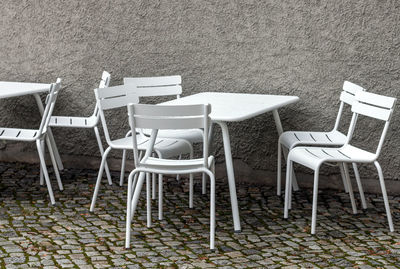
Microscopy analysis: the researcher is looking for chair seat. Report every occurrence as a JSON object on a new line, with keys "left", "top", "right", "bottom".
{"left": 111, "top": 135, "right": 192, "bottom": 158}
{"left": 49, "top": 115, "right": 97, "bottom": 128}
{"left": 289, "top": 145, "right": 376, "bottom": 170}
{"left": 140, "top": 155, "right": 214, "bottom": 171}
{"left": 141, "top": 128, "right": 203, "bottom": 143}
{"left": 0, "top": 127, "right": 39, "bottom": 141}
{"left": 280, "top": 130, "right": 347, "bottom": 149}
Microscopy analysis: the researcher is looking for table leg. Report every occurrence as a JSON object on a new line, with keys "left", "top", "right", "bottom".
{"left": 272, "top": 109, "right": 299, "bottom": 191}
{"left": 215, "top": 121, "right": 241, "bottom": 232}
{"left": 33, "top": 94, "right": 64, "bottom": 170}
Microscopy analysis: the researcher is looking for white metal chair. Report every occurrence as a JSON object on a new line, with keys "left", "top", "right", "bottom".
{"left": 125, "top": 103, "right": 216, "bottom": 249}
{"left": 284, "top": 91, "right": 396, "bottom": 234}
{"left": 89, "top": 84, "right": 192, "bottom": 212}
{"left": 122, "top": 76, "right": 205, "bottom": 199}
{"left": 0, "top": 80, "right": 62, "bottom": 204}
{"left": 278, "top": 81, "right": 368, "bottom": 209}
{"left": 48, "top": 71, "right": 113, "bottom": 185}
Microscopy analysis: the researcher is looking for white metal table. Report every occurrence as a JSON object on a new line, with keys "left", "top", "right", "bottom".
{"left": 162, "top": 92, "right": 299, "bottom": 232}
{"left": 0, "top": 81, "right": 64, "bottom": 170}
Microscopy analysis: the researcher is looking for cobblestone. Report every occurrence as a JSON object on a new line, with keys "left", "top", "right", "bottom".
{"left": 0, "top": 162, "right": 400, "bottom": 268}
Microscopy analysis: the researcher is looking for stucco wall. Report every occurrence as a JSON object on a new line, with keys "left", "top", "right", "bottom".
{"left": 0, "top": 1, "right": 399, "bottom": 190}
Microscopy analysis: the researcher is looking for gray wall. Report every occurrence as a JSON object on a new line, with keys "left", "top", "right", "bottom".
{"left": 0, "top": 1, "right": 399, "bottom": 190}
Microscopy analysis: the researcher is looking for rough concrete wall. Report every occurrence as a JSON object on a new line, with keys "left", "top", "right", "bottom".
{"left": 0, "top": 0, "right": 399, "bottom": 187}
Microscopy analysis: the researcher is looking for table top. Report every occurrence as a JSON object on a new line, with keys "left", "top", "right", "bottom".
{"left": 162, "top": 92, "right": 299, "bottom": 122}
{"left": 0, "top": 81, "right": 51, "bottom": 99}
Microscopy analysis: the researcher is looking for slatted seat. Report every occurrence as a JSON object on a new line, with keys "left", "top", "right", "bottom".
{"left": 277, "top": 81, "right": 367, "bottom": 205}
{"left": 48, "top": 71, "right": 113, "bottom": 185}
{"left": 289, "top": 145, "right": 376, "bottom": 171}
{"left": 0, "top": 127, "right": 40, "bottom": 141}
{"left": 284, "top": 91, "right": 397, "bottom": 235}
{"left": 141, "top": 128, "right": 203, "bottom": 143}
{"left": 111, "top": 135, "right": 191, "bottom": 157}
{"left": 141, "top": 156, "right": 214, "bottom": 171}
{"left": 279, "top": 130, "right": 347, "bottom": 149}
{"left": 49, "top": 115, "right": 97, "bottom": 128}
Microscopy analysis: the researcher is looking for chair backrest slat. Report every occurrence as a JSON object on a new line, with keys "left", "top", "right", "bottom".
{"left": 356, "top": 90, "right": 396, "bottom": 109}
{"left": 100, "top": 94, "right": 139, "bottom": 110}
{"left": 124, "top": 75, "right": 181, "bottom": 87}
{"left": 134, "top": 117, "right": 206, "bottom": 130}
{"left": 131, "top": 104, "right": 209, "bottom": 130}
{"left": 123, "top": 75, "right": 182, "bottom": 97}
{"left": 343, "top": 81, "right": 364, "bottom": 95}
{"left": 339, "top": 91, "right": 356, "bottom": 105}
{"left": 352, "top": 102, "right": 393, "bottom": 121}
{"left": 133, "top": 104, "right": 208, "bottom": 117}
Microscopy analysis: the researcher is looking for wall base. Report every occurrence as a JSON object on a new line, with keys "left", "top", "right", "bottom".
{"left": 0, "top": 151, "right": 398, "bottom": 195}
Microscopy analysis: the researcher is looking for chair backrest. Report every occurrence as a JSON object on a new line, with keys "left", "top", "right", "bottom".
{"left": 123, "top": 75, "right": 182, "bottom": 99}
{"left": 346, "top": 91, "right": 396, "bottom": 158}
{"left": 333, "top": 81, "right": 365, "bottom": 131}
{"left": 39, "top": 79, "right": 62, "bottom": 136}
{"left": 128, "top": 103, "right": 211, "bottom": 167}
{"left": 94, "top": 84, "right": 139, "bottom": 146}
{"left": 93, "top": 71, "right": 111, "bottom": 119}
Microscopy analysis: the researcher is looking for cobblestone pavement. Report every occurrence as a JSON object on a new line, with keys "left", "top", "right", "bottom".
{"left": 0, "top": 162, "right": 400, "bottom": 268}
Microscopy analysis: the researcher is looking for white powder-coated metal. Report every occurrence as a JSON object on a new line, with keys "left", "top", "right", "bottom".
{"left": 163, "top": 92, "right": 299, "bottom": 122}
{"left": 162, "top": 92, "right": 299, "bottom": 232}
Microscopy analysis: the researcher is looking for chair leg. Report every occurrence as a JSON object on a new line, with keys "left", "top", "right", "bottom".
{"left": 203, "top": 124, "right": 215, "bottom": 198}
{"left": 94, "top": 127, "right": 112, "bottom": 186}
{"left": 343, "top": 163, "right": 357, "bottom": 214}
{"left": 146, "top": 173, "right": 151, "bottom": 227}
{"left": 158, "top": 174, "right": 163, "bottom": 221}
{"left": 45, "top": 136, "right": 63, "bottom": 191}
{"left": 152, "top": 172, "right": 157, "bottom": 200}
{"left": 311, "top": 169, "right": 320, "bottom": 235}
{"left": 90, "top": 147, "right": 112, "bottom": 212}
{"left": 189, "top": 149, "right": 194, "bottom": 207}
{"left": 176, "top": 154, "right": 181, "bottom": 181}
{"left": 120, "top": 150, "right": 127, "bottom": 186}
{"left": 152, "top": 175, "right": 156, "bottom": 200}
{"left": 39, "top": 139, "right": 45, "bottom": 186}
{"left": 204, "top": 169, "right": 215, "bottom": 250}
{"left": 131, "top": 151, "right": 143, "bottom": 190}
{"left": 202, "top": 173, "right": 206, "bottom": 194}
{"left": 374, "top": 161, "right": 394, "bottom": 232}
{"left": 132, "top": 173, "right": 139, "bottom": 194}
{"left": 277, "top": 142, "right": 282, "bottom": 196}
{"left": 151, "top": 153, "right": 156, "bottom": 200}
{"left": 339, "top": 163, "right": 349, "bottom": 193}
{"left": 154, "top": 151, "right": 163, "bottom": 217}
{"left": 353, "top": 163, "right": 367, "bottom": 209}
{"left": 189, "top": 174, "right": 194, "bottom": 208}
{"left": 288, "top": 159, "right": 293, "bottom": 210}
{"left": 130, "top": 172, "right": 146, "bottom": 218}
{"left": 125, "top": 170, "right": 136, "bottom": 249}
{"left": 36, "top": 139, "right": 55, "bottom": 205}
{"left": 284, "top": 160, "right": 293, "bottom": 219}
